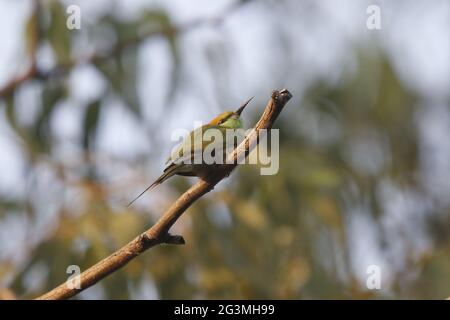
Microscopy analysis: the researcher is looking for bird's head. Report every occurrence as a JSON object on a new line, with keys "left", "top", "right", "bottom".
{"left": 208, "top": 97, "right": 253, "bottom": 129}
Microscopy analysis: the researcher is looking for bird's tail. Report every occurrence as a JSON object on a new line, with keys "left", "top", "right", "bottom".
{"left": 126, "top": 166, "right": 178, "bottom": 207}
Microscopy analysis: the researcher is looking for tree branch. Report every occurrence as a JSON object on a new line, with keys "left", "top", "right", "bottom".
{"left": 36, "top": 89, "right": 292, "bottom": 300}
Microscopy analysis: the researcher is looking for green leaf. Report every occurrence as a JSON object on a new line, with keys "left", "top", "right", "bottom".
{"left": 95, "top": 49, "right": 140, "bottom": 115}
{"left": 33, "top": 84, "right": 64, "bottom": 153}
{"left": 83, "top": 100, "right": 102, "bottom": 150}
{"left": 139, "top": 10, "right": 181, "bottom": 104}
{"left": 5, "top": 94, "right": 23, "bottom": 139}
{"left": 24, "top": 7, "right": 38, "bottom": 58}
{"left": 48, "top": 1, "right": 71, "bottom": 64}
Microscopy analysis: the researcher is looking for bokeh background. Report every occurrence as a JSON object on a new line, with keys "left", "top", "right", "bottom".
{"left": 0, "top": 0, "right": 449, "bottom": 299}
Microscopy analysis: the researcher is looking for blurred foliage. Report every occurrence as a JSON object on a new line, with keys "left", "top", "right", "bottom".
{"left": 0, "top": 0, "right": 449, "bottom": 300}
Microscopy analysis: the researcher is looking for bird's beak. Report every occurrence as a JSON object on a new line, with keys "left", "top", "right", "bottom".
{"left": 235, "top": 97, "right": 253, "bottom": 116}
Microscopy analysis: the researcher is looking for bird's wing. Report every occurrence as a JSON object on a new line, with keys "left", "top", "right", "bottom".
{"left": 165, "top": 125, "right": 246, "bottom": 167}
{"left": 165, "top": 125, "right": 206, "bottom": 165}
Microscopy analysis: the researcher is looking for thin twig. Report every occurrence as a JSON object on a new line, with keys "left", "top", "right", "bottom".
{"left": 36, "top": 89, "right": 292, "bottom": 300}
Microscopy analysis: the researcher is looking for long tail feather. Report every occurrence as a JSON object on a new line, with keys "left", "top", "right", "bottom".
{"left": 126, "top": 180, "right": 160, "bottom": 207}
{"left": 126, "top": 164, "right": 180, "bottom": 207}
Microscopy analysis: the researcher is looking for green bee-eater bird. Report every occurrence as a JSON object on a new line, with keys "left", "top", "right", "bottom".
{"left": 127, "top": 97, "right": 253, "bottom": 206}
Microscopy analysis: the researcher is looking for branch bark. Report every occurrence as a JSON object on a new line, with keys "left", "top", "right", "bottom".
{"left": 36, "top": 89, "right": 292, "bottom": 300}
